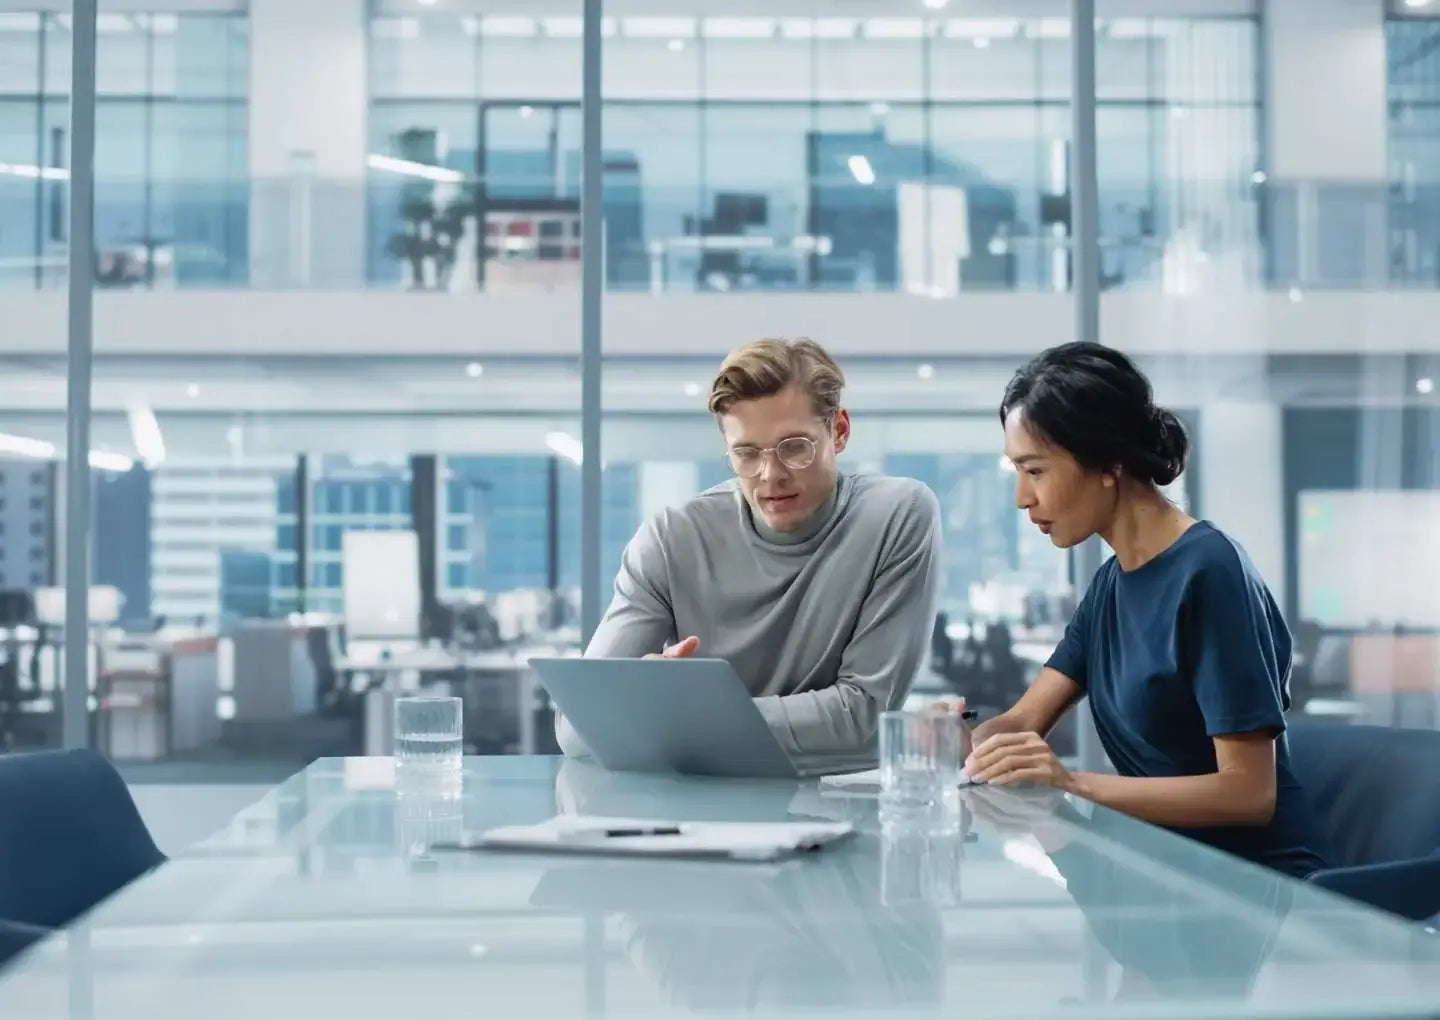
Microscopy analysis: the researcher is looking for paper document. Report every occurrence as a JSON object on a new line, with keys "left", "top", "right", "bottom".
{"left": 451, "top": 814, "right": 854, "bottom": 862}
{"left": 819, "top": 769, "right": 980, "bottom": 795}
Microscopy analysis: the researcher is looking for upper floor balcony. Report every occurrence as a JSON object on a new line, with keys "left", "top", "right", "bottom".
{"left": 2, "top": 170, "right": 1439, "bottom": 359}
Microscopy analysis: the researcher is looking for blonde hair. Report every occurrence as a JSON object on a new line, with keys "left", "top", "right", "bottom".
{"left": 707, "top": 338, "right": 846, "bottom": 419}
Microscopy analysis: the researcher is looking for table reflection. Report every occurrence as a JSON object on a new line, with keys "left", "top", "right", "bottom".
{"left": 965, "top": 784, "right": 1292, "bottom": 1004}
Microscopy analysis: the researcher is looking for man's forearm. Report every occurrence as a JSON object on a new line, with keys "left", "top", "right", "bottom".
{"left": 754, "top": 684, "right": 878, "bottom": 757}
{"left": 1065, "top": 770, "right": 1276, "bottom": 829}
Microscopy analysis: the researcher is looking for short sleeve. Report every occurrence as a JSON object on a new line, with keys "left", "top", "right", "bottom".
{"left": 1046, "top": 573, "right": 1102, "bottom": 690}
{"left": 1183, "top": 558, "right": 1290, "bottom": 737}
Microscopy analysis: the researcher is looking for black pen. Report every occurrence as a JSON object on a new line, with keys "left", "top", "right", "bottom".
{"left": 597, "top": 825, "right": 683, "bottom": 838}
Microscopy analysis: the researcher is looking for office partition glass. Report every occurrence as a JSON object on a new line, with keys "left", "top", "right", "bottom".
{"left": 0, "top": 11, "right": 247, "bottom": 292}
{"left": 367, "top": 12, "right": 1262, "bottom": 296}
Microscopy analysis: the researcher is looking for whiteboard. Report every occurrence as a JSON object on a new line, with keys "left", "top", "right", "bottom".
{"left": 341, "top": 530, "right": 422, "bottom": 640}
{"left": 1298, "top": 490, "right": 1440, "bottom": 629}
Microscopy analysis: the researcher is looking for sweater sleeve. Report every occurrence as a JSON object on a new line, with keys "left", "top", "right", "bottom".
{"left": 754, "top": 485, "right": 943, "bottom": 756}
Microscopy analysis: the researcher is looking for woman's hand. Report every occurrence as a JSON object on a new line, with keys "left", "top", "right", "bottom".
{"left": 925, "top": 696, "right": 974, "bottom": 758}
{"left": 964, "top": 731, "right": 1075, "bottom": 791}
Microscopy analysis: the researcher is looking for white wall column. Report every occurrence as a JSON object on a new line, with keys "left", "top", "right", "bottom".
{"left": 1263, "top": 0, "right": 1389, "bottom": 285}
{"left": 1264, "top": 0, "right": 1388, "bottom": 181}
{"left": 248, "top": 0, "right": 368, "bottom": 288}
{"left": 638, "top": 462, "right": 699, "bottom": 520}
{"left": 1199, "top": 399, "right": 1286, "bottom": 608}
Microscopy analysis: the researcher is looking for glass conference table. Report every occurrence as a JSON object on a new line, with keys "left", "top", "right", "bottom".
{"left": 1, "top": 756, "right": 1438, "bottom": 1019}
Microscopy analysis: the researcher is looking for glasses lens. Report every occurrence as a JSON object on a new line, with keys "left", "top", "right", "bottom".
{"left": 776, "top": 437, "right": 817, "bottom": 470}
{"left": 729, "top": 450, "right": 763, "bottom": 477}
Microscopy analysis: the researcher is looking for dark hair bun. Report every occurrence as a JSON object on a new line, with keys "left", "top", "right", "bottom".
{"left": 1000, "top": 341, "right": 1189, "bottom": 488}
{"left": 1145, "top": 407, "right": 1189, "bottom": 487}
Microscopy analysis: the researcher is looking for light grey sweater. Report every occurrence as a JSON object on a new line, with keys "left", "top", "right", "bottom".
{"left": 556, "top": 472, "right": 943, "bottom": 758}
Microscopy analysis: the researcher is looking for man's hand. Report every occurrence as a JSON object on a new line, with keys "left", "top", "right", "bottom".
{"left": 643, "top": 635, "right": 700, "bottom": 660}
{"left": 964, "top": 731, "right": 1074, "bottom": 790}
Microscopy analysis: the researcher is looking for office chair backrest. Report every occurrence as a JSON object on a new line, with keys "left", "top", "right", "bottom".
{"left": 1287, "top": 723, "right": 1440, "bottom": 869}
{"left": 0, "top": 749, "right": 165, "bottom": 931}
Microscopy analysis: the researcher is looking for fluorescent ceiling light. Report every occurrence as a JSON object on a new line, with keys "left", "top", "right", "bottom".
{"left": 863, "top": 18, "right": 926, "bottom": 39}
{"left": 1028, "top": 19, "right": 1071, "bottom": 39}
{"left": 943, "top": 18, "right": 1019, "bottom": 39}
{"left": 0, "top": 162, "right": 68, "bottom": 181}
{"left": 96, "top": 14, "right": 134, "bottom": 33}
{"left": 367, "top": 153, "right": 464, "bottom": 184}
{"left": 923, "top": 0, "right": 950, "bottom": 9}
{"left": 545, "top": 432, "right": 584, "bottom": 466}
{"left": 0, "top": 433, "right": 57, "bottom": 460}
{"left": 813, "top": 18, "right": 859, "bottom": 39}
{"left": 0, "top": 14, "right": 41, "bottom": 32}
{"left": 149, "top": 13, "right": 178, "bottom": 34}
{"left": 621, "top": 17, "right": 697, "bottom": 39}
{"left": 782, "top": 18, "right": 857, "bottom": 39}
{"left": 1404, "top": 0, "right": 1433, "bottom": 10}
{"left": 542, "top": 16, "right": 581, "bottom": 36}
{"left": 541, "top": 16, "right": 616, "bottom": 37}
{"left": 90, "top": 451, "right": 135, "bottom": 474}
{"left": 702, "top": 18, "right": 776, "bottom": 39}
{"left": 848, "top": 155, "right": 876, "bottom": 186}
{"left": 0, "top": 432, "right": 133, "bottom": 473}
{"left": 126, "top": 402, "right": 166, "bottom": 470}
{"left": 480, "top": 16, "right": 537, "bottom": 38}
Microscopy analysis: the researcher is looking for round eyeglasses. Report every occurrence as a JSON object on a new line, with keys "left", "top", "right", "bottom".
{"left": 727, "top": 436, "right": 819, "bottom": 478}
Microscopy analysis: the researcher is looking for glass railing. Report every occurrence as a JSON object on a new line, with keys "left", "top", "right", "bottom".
{"left": 0, "top": 175, "right": 1431, "bottom": 295}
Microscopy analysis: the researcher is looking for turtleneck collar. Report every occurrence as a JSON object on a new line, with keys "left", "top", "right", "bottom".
{"left": 746, "top": 475, "right": 845, "bottom": 547}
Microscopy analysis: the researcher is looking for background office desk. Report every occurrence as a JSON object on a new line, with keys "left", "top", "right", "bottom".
{"left": 1, "top": 757, "right": 1437, "bottom": 1019}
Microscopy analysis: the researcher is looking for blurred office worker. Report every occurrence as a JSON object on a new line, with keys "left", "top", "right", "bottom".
{"left": 556, "top": 338, "right": 942, "bottom": 758}
{"left": 961, "top": 342, "right": 1328, "bottom": 879}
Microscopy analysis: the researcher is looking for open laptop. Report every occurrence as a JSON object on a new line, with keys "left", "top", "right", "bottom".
{"left": 530, "top": 657, "right": 875, "bottom": 780}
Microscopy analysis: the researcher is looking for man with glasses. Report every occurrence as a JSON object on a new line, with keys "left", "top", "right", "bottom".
{"left": 556, "top": 338, "right": 943, "bottom": 759}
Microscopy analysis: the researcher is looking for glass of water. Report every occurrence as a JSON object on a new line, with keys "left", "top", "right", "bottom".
{"left": 394, "top": 695, "right": 463, "bottom": 798}
{"left": 879, "top": 710, "right": 963, "bottom": 821}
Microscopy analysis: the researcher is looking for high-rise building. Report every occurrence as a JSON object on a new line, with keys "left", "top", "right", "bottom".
{"left": 149, "top": 459, "right": 288, "bottom": 625}
{"left": 0, "top": 459, "right": 53, "bottom": 592}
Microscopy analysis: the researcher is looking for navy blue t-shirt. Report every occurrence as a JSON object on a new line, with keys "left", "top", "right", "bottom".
{"left": 1046, "top": 521, "right": 1329, "bottom": 879}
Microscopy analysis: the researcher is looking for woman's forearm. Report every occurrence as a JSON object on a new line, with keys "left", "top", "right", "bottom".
{"left": 1065, "top": 770, "right": 1276, "bottom": 829}
{"left": 971, "top": 708, "right": 1029, "bottom": 747}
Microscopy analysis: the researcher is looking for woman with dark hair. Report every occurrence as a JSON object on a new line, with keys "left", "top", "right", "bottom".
{"left": 961, "top": 341, "right": 1328, "bottom": 878}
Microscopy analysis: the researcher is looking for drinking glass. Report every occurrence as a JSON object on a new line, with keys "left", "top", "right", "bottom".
{"left": 394, "top": 695, "right": 463, "bottom": 798}
{"left": 879, "top": 710, "right": 963, "bottom": 825}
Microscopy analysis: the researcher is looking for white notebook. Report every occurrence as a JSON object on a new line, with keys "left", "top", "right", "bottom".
{"left": 449, "top": 814, "right": 855, "bottom": 862}
{"left": 819, "top": 768, "right": 980, "bottom": 795}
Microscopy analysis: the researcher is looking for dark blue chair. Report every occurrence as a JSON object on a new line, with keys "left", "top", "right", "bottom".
{"left": 0, "top": 749, "right": 166, "bottom": 967}
{"left": 1287, "top": 723, "right": 1440, "bottom": 923}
